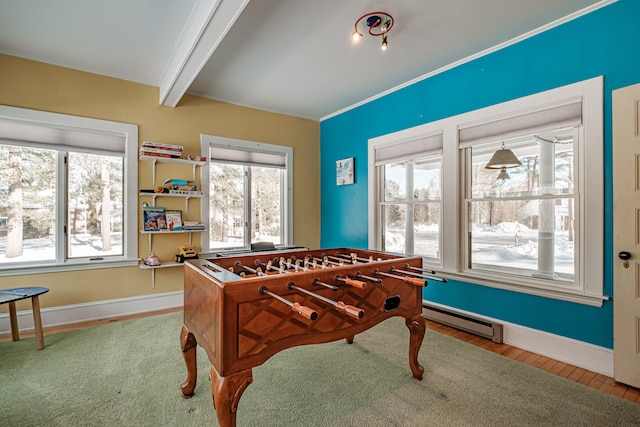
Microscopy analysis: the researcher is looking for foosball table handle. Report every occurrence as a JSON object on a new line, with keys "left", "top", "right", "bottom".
{"left": 336, "top": 301, "right": 365, "bottom": 319}
{"left": 291, "top": 302, "right": 318, "bottom": 321}
{"left": 403, "top": 276, "right": 427, "bottom": 287}
{"left": 342, "top": 277, "right": 366, "bottom": 289}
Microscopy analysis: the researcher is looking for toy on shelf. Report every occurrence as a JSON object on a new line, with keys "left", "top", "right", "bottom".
{"left": 176, "top": 245, "right": 198, "bottom": 263}
{"left": 185, "top": 155, "right": 207, "bottom": 162}
{"left": 144, "top": 252, "right": 161, "bottom": 266}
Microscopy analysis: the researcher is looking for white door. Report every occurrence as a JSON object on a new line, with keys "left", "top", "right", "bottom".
{"left": 613, "top": 83, "right": 640, "bottom": 388}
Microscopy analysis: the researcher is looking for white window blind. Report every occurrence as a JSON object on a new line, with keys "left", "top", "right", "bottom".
{"left": 374, "top": 133, "right": 443, "bottom": 166}
{"left": 210, "top": 146, "right": 286, "bottom": 169}
{"left": 0, "top": 119, "right": 125, "bottom": 155}
{"left": 458, "top": 100, "right": 582, "bottom": 148}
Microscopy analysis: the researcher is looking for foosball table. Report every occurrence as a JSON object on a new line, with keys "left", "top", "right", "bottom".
{"left": 180, "top": 247, "right": 433, "bottom": 426}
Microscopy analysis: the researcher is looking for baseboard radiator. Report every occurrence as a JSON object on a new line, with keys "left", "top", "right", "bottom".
{"left": 422, "top": 303, "right": 504, "bottom": 343}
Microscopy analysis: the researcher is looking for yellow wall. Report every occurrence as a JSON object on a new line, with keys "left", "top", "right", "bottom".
{"left": 0, "top": 54, "right": 320, "bottom": 311}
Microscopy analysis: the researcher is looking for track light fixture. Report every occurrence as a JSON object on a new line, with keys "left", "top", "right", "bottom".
{"left": 352, "top": 11, "right": 394, "bottom": 51}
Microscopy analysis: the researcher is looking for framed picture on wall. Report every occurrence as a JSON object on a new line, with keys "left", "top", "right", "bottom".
{"left": 336, "top": 157, "right": 354, "bottom": 185}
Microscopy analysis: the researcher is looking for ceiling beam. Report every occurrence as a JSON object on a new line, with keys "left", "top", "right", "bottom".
{"left": 158, "top": 0, "right": 251, "bottom": 107}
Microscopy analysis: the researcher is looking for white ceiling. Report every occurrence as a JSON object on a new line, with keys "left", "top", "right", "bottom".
{"left": 0, "top": 0, "right": 608, "bottom": 121}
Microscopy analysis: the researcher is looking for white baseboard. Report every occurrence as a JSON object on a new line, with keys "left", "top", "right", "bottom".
{"left": 0, "top": 291, "right": 183, "bottom": 335}
{"left": 503, "top": 321, "right": 614, "bottom": 377}
{"left": 424, "top": 301, "right": 613, "bottom": 377}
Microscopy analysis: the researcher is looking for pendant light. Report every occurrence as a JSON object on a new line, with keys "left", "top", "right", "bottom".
{"left": 484, "top": 142, "right": 522, "bottom": 180}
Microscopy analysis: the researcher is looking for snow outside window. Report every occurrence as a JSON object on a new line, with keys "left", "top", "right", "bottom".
{"left": 0, "top": 106, "right": 138, "bottom": 275}
{"left": 381, "top": 156, "right": 442, "bottom": 261}
{"left": 368, "top": 77, "right": 604, "bottom": 305}
{"left": 464, "top": 128, "right": 578, "bottom": 286}
{"left": 200, "top": 135, "right": 293, "bottom": 254}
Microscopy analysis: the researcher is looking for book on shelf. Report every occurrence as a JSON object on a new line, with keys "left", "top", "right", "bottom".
{"left": 142, "top": 141, "right": 184, "bottom": 151}
{"left": 139, "top": 151, "right": 181, "bottom": 159}
{"left": 183, "top": 226, "right": 205, "bottom": 231}
{"left": 139, "top": 147, "right": 182, "bottom": 156}
{"left": 165, "top": 210, "right": 183, "bottom": 231}
{"left": 140, "top": 147, "right": 182, "bottom": 156}
{"left": 183, "top": 221, "right": 205, "bottom": 231}
{"left": 142, "top": 207, "right": 167, "bottom": 231}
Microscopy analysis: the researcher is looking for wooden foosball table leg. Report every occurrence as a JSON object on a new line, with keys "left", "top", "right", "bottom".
{"left": 210, "top": 366, "right": 253, "bottom": 427}
{"left": 180, "top": 325, "right": 198, "bottom": 398}
{"left": 405, "top": 314, "right": 426, "bottom": 380}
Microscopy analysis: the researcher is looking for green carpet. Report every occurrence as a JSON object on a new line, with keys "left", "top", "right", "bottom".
{"left": 1, "top": 312, "right": 639, "bottom": 426}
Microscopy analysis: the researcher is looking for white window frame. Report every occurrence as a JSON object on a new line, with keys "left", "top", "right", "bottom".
{"left": 369, "top": 76, "right": 605, "bottom": 306}
{"left": 0, "top": 106, "right": 139, "bottom": 275}
{"left": 200, "top": 135, "right": 293, "bottom": 254}
{"left": 370, "top": 131, "right": 444, "bottom": 263}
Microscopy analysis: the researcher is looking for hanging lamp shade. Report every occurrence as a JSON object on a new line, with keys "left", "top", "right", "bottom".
{"left": 485, "top": 145, "right": 522, "bottom": 169}
{"left": 496, "top": 168, "right": 511, "bottom": 180}
{"left": 485, "top": 142, "right": 522, "bottom": 180}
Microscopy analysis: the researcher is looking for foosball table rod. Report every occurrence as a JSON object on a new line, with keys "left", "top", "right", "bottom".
{"left": 334, "top": 275, "right": 367, "bottom": 289}
{"left": 312, "top": 278, "right": 339, "bottom": 291}
{"left": 390, "top": 266, "right": 447, "bottom": 283}
{"left": 374, "top": 269, "right": 427, "bottom": 287}
{"left": 256, "top": 260, "right": 291, "bottom": 274}
{"left": 403, "top": 265, "right": 448, "bottom": 282}
{"left": 309, "top": 256, "right": 343, "bottom": 267}
{"left": 355, "top": 272, "right": 382, "bottom": 283}
{"left": 233, "top": 261, "right": 267, "bottom": 277}
{"left": 335, "top": 252, "right": 378, "bottom": 263}
{"left": 259, "top": 286, "right": 318, "bottom": 320}
{"left": 288, "top": 282, "right": 364, "bottom": 319}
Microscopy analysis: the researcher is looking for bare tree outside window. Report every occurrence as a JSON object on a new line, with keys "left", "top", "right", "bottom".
{"left": 209, "top": 163, "right": 283, "bottom": 249}
{"left": 0, "top": 144, "right": 123, "bottom": 264}
{"left": 67, "top": 152, "right": 123, "bottom": 258}
{"left": 0, "top": 146, "right": 55, "bottom": 262}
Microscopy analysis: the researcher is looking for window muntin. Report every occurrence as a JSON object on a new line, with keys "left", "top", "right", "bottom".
{"left": 465, "top": 129, "right": 576, "bottom": 285}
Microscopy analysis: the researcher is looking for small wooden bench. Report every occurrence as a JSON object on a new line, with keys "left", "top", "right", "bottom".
{"left": 0, "top": 287, "right": 49, "bottom": 350}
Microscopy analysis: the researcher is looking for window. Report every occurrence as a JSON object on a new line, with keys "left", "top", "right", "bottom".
{"left": 201, "top": 135, "right": 293, "bottom": 252}
{"left": 464, "top": 128, "right": 577, "bottom": 284}
{"left": 369, "top": 77, "right": 604, "bottom": 305}
{"left": 0, "top": 106, "right": 138, "bottom": 275}
{"left": 381, "top": 156, "right": 442, "bottom": 259}
{"left": 370, "top": 132, "right": 443, "bottom": 262}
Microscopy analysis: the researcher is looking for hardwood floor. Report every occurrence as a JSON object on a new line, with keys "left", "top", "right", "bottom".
{"left": 2, "top": 308, "right": 639, "bottom": 404}
{"left": 426, "top": 319, "right": 640, "bottom": 404}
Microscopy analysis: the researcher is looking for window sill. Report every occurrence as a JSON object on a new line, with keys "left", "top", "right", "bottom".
{"left": 0, "top": 259, "right": 140, "bottom": 277}
{"left": 433, "top": 270, "right": 608, "bottom": 307}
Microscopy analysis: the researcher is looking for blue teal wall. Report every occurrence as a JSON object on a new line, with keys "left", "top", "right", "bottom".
{"left": 319, "top": 0, "right": 640, "bottom": 349}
